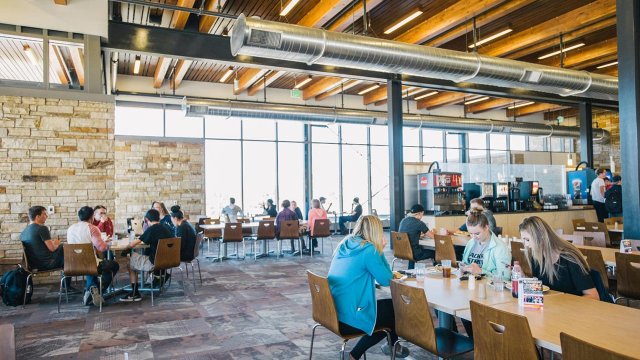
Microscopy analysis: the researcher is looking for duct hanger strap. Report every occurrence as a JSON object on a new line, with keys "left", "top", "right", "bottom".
{"left": 543, "top": 124, "right": 554, "bottom": 138}
{"left": 307, "top": 31, "right": 327, "bottom": 66}
{"left": 560, "top": 72, "right": 593, "bottom": 97}
{"left": 483, "top": 122, "right": 494, "bottom": 134}
{"left": 455, "top": 52, "right": 482, "bottom": 83}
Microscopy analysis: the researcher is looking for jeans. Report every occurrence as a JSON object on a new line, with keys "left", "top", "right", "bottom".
{"left": 437, "top": 310, "right": 473, "bottom": 338}
{"left": 339, "top": 215, "right": 358, "bottom": 234}
{"left": 84, "top": 259, "right": 120, "bottom": 292}
{"left": 407, "top": 248, "right": 435, "bottom": 270}
{"left": 593, "top": 201, "right": 608, "bottom": 223}
{"left": 339, "top": 299, "right": 398, "bottom": 359}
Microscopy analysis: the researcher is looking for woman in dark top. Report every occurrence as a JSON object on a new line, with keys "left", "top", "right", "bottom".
{"left": 263, "top": 199, "right": 278, "bottom": 217}
{"left": 170, "top": 205, "right": 196, "bottom": 262}
{"left": 519, "top": 216, "right": 598, "bottom": 299}
{"left": 153, "top": 201, "right": 175, "bottom": 234}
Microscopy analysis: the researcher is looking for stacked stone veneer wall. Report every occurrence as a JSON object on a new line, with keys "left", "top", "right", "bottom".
{"left": 593, "top": 112, "right": 621, "bottom": 174}
{"left": 113, "top": 139, "right": 205, "bottom": 233}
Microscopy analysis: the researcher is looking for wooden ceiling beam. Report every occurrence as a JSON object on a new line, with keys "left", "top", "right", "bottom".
{"left": 198, "top": 0, "right": 228, "bottom": 33}
{"left": 506, "top": 103, "right": 567, "bottom": 117}
{"left": 596, "top": 66, "right": 618, "bottom": 77}
{"left": 540, "top": 38, "right": 617, "bottom": 69}
{"left": 394, "top": 0, "right": 508, "bottom": 44}
{"left": 544, "top": 108, "right": 579, "bottom": 121}
{"left": 362, "top": 85, "right": 410, "bottom": 105}
{"left": 155, "top": 0, "right": 195, "bottom": 89}
{"left": 153, "top": 57, "right": 172, "bottom": 88}
{"left": 233, "top": 68, "right": 269, "bottom": 95}
{"left": 425, "top": 0, "right": 535, "bottom": 47}
{"left": 53, "top": 0, "right": 68, "bottom": 4}
{"left": 49, "top": 45, "right": 70, "bottom": 85}
{"left": 316, "top": 79, "right": 362, "bottom": 101}
{"left": 170, "top": 59, "right": 193, "bottom": 90}
{"left": 326, "top": 0, "right": 384, "bottom": 32}
{"left": 247, "top": 70, "right": 286, "bottom": 96}
{"left": 302, "top": 77, "right": 344, "bottom": 100}
{"left": 68, "top": 46, "right": 84, "bottom": 86}
{"left": 298, "top": 0, "right": 352, "bottom": 28}
{"left": 170, "top": 0, "right": 196, "bottom": 30}
{"left": 417, "top": 92, "right": 468, "bottom": 110}
{"left": 466, "top": 98, "right": 515, "bottom": 114}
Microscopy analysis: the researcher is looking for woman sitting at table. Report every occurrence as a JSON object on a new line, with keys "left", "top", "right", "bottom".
{"left": 328, "top": 215, "right": 409, "bottom": 359}
{"left": 152, "top": 201, "right": 175, "bottom": 234}
{"left": 170, "top": 205, "right": 196, "bottom": 262}
{"left": 519, "top": 216, "right": 598, "bottom": 300}
{"left": 462, "top": 209, "right": 511, "bottom": 281}
{"left": 306, "top": 199, "right": 327, "bottom": 252}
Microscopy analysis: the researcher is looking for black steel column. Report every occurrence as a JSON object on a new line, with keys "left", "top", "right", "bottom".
{"left": 578, "top": 102, "right": 593, "bottom": 168}
{"left": 617, "top": 0, "right": 640, "bottom": 239}
{"left": 388, "top": 78, "right": 405, "bottom": 232}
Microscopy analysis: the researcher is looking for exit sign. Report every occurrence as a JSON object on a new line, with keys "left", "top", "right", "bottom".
{"left": 291, "top": 89, "right": 302, "bottom": 99}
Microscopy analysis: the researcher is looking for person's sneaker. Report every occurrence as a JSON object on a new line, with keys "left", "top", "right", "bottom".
{"left": 381, "top": 343, "right": 410, "bottom": 358}
{"left": 90, "top": 286, "right": 103, "bottom": 307}
{"left": 83, "top": 289, "right": 92, "bottom": 306}
{"left": 119, "top": 292, "right": 142, "bottom": 302}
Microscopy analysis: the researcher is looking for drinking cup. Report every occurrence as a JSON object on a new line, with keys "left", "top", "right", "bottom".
{"left": 441, "top": 259, "right": 452, "bottom": 278}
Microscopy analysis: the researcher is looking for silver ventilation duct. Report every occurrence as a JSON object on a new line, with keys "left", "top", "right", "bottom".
{"left": 230, "top": 15, "right": 618, "bottom": 101}
{"left": 184, "top": 99, "right": 610, "bottom": 142}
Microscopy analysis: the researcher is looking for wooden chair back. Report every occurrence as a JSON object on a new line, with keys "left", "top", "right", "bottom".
{"left": 307, "top": 271, "right": 340, "bottom": 336}
{"left": 194, "top": 232, "right": 204, "bottom": 259}
{"left": 615, "top": 252, "right": 640, "bottom": 300}
{"left": 578, "top": 248, "right": 609, "bottom": 290}
{"left": 262, "top": 217, "right": 276, "bottom": 221}
{"left": 434, "top": 234, "right": 457, "bottom": 267}
{"left": 278, "top": 220, "right": 300, "bottom": 240}
{"left": 63, "top": 243, "right": 98, "bottom": 277}
{"left": 154, "top": 237, "right": 182, "bottom": 270}
{"left": 561, "top": 332, "right": 635, "bottom": 360}
{"left": 311, "top": 219, "right": 331, "bottom": 238}
{"left": 390, "top": 232, "right": 414, "bottom": 262}
{"left": 256, "top": 221, "right": 276, "bottom": 240}
{"left": 574, "top": 231, "right": 607, "bottom": 248}
{"left": 203, "top": 227, "right": 222, "bottom": 239}
{"left": 583, "top": 222, "right": 612, "bottom": 246}
{"left": 510, "top": 241, "right": 533, "bottom": 277}
{"left": 562, "top": 233, "right": 585, "bottom": 245}
{"left": 572, "top": 218, "right": 587, "bottom": 231}
{"left": 222, "top": 223, "right": 244, "bottom": 242}
{"left": 237, "top": 218, "right": 252, "bottom": 236}
{"left": 390, "top": 280, "right": 438, "bottom": 354}
{"left": 196, "top": 217, "right": 211, "bottom": 232}
{"left": 470, "top": 300, "right": 539, "bottom": 360}
{"left": 604, "top": 217, "right": 623, "bottom": 227}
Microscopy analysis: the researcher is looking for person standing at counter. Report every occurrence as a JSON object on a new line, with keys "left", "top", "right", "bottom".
{"left": 398, "top": 204, "right": 434, "bottom": 270}
{"left": 590, "top": 168, "right": 608, "bottom": 222}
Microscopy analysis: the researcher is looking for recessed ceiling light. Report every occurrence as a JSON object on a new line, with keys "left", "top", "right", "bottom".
{"left": 538, "top": 43, "right": 585, "bottom": 60}
{"left": 280, "top": 0, "right": 301, "bottom": 16}
{"left": 358, "top": 84, "right": 380, "bottom": 95}
{"left": 469, "top": 28, "right": 513, "bottom": 48}
{"left": 294, "top": 75, "right": 313, "bottom": 89}
{"left": 219, "top": 67, "right": 234, "bottom": 82}
{"left": 464, "top": 96, "right": 490, "bottom": 105}
{"left": 133, "top": 55, "right": 141, "bottom": 74}
{"left": 414, "top": 91, "right": 438, "bottom": 100}
{"left": 596, "top": 61, "right": 618, "bottom": 69}
{"left": 384, "top": 10, "right": 423, "bottom": 35}
{"left": 407, "top": 88, "right": 428, "bottom": 97}
{"left": 507, "top": 101, "right": 535, "bottom": 109}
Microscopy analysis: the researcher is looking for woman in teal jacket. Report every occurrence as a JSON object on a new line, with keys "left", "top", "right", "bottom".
{"left": 328, "top": 215, "right": 408, "bottom": 359}
{"left": 462, "top": 209, "right": 511, "bottom": 281}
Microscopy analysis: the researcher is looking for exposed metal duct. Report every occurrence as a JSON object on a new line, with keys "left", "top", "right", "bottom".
{"left": 230, "top": 15, "right": 618, "bottom": 101}
{"left": 184, "top": 99, "right": 610, "bottom": 142}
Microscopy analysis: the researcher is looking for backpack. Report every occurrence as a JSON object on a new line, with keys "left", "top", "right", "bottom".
{"left": 605, "top": 187, "right": 622, "bottom": 214}
{"left": 1, "top": 266, "right": 32, "bottom": 306}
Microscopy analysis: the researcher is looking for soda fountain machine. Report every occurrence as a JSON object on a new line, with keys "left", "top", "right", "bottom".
{"left": 566, "top": 162, "right": 596, "bottom": 205}
{"left": 463, "top": 183, "right": 494, "bottom": 210}
{"left": 417, "top": 163, "right": 465, "bottom": 215}
{"left": 493, "top": 182, "right": 509, "bottom": 212}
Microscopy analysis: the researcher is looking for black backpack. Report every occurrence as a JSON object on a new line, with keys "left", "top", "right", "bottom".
{"left": 1, "top": 266, "right": 32, "bottom": 306}
{"left": 605, "top": 187, "right": 622, "bottom": 214}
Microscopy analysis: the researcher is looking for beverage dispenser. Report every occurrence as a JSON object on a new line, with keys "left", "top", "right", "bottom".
{"left": 493, "top": 182, "right": 509, "bottom": 212}
{"left": 418, "top": 171, "right": 465, "bottom": 215}
{"left": 567, "top": 163, "right": 596, "bottom": 205}
{"left": 463, "top": 182, "right": 494, "bottom": 210}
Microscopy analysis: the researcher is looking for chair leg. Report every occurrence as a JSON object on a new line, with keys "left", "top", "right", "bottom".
{"left": 196, "top": 259, "right": 202, "bottom": 285}
{"left": 340, "top": 339, "right": 348, "bottom": 360}
{"left": 242, "top": 240, "right": 246, "bottom": 260}
{"left": 218, "top": 241, "right": 222, "bottom": 263}
{"left": 383, "top": 330, "right": 393, "bottom": 360}
{"left": 185, "top": 262, "right": 189, "bottom": 278}
{"left": 23, "top": 273, "right": 32, "bottom": 309}
{"left": 178, "top": 266, "right": 185, "bottom": 296}
{"left": 98, "top": 276, "right": 103, "bottom": 313}
{"left": 309, "top": 323, "right": 320, "bottom": 360}
{"left": 64, "top": 275, "right": 69, "bottom": 304}
{"left": 299, "top": 239, "right": 303, "bottom": 258}
{"left": 391, "top": 339, "right": 401, "bottom": 360}
{"left": 391, "top": 258, "right": 397, "bottom": 271}
{"left": 57, "top": 276, "right": 65, "bottom": 313}
{"left": 190, "top": 263, "right": 196, "bottom": 293}
{"left": 151, "top": 276, "right": 155, "bottom": 306}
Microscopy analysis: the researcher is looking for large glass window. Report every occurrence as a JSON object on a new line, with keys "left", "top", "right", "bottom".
{"left": 341, "top": 124, "right": 368, "bottom": 144}
{"left": 529, "top": 136, "right": 545, "bottom": 151}
{"left": 278, "top": 121, "right": 304, "bottom": 142}
{"left": 312, "top": 143, "right": 340, "bottom": 213}
{"left": 490, "top": 134, "right": 507, "bottom": 150}
{"left": 342, "top": 144, "right": 369, "bottom": 213}
{"left": 205, "top": 116, "right": 241, "bottom": 139}
{"left": 423, "top": 129, "right": 443, "bottom": 147}
{"left": 278, "top": 142, "right": 305, "bottom": 212}
{"left": 423, "top": 147, "right": 443, "bottom": 163}
{"left": 114, "top": 106, "right": 163, "bottom": 136}
{"left": 205, "top": 140, "right": 242, "bottom": 217}
{"left": 312, "top": 125, "right": 339, "bottom": 143}
{"left": 243, "top": 141, "right": 277, "bottom": 215}
{"left": 165, "top": 109, "right": 203, "bottom": 138}
{"left": 403, "top": 128, "right": 420, "bottom": 146}
{"left": 403, "top": 147, "right": 420, "bottom": 162}
{"left": 369, "top": 126, "right": 389, "bottom": 145}
{"left": 446, "top": 133, "right": 461, "bottom": 163}
{"left": 468, "top": 133, "right": 487, "bottom": 149}
{"left": 243, "top": 118, "right": 276, "bottom": 141}
{"left": 370, "top": 145, "right": 390, "bottom": 215}
{"left": 510, "top": 135, "right": 526, "bottom": 151}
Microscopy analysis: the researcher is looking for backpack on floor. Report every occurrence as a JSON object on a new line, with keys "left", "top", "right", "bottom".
{"left": 1, "top": 266, "right": 32, "bottom": 306}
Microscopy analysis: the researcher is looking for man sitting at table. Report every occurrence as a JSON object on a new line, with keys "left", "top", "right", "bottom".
{"left": 120, "top": 208, "right": 173, "bottom": 302}
{"left": 221, "top": 197, "right": 243, "bottom": 223}
{"left": 275, "top": 200, "right": 300, "bottom": 255}
{"left": 398, "top": 204, "right": 435, "bottom": 269}
{"left": 92, "top": 205, "right": 114, "bottom": 237}
{"left": 67, "top": 206, "right": 120, "bottom": 306}
{"left": 339, "top": 197, "right": 363, "bottom": 235}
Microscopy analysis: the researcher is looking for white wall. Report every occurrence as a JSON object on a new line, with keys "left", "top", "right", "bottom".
{"left": 0, "top": 0, "right": 108, "bottom": 38}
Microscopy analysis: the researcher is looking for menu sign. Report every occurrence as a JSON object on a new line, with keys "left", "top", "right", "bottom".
{"left": 620, "top": 239, "right": 633, "bottom": 253}
{"left": 518, "top": 278, "right": 544, "bottom": 308}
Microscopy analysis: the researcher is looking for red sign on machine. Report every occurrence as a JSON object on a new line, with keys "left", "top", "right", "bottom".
{"left": 419, "top": 176, "right": 429, "bottom": 188}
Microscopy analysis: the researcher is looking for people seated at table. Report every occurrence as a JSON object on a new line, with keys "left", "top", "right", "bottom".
{"left": 66, "top": 206, "right": 120, "bottom": 306}
{"left": 263, "top": 198, "right": 278, "bottom": 217}
{"left": 319, "top": 196, "right": 333, "bottom": 213}
{"left": 20, "top": 206, "right": 77, "bottom": 293}
{"left": 459, "top": 198, "right": 497, "bottom": 234}
{"left": 275, "top": 200, "right": 300, "bottom": 254}
{"left": 462, "top": 209, "right": 511, "bottom": 281}
{"left": 120, "top": 209, "right": 173, "bottom": 302}
{"left": 171, "top": 205, "right": 196, "bottom": 262}
{"left": 328, "top": 215, "right": 409, "bottom": 359}
{"left": 92, "top": 205, "right": 114, "bottom": 237}
{"left": 306, "top": 199, "right": 327, "bottom": 253}
{"left": 339, "top": 197, "right": 363, "bottom": 235}
{"left": 221, "top": 197, "right": 243, "bottom": 223}
{"left": 399, "top": 204, "right": 435, "bottom": 269}
{"left": 291, "top": 200, "right": 304, "bottom": 220}
{"left": 519, "top": 216, "right": 598, "bottom": 300}
{"left": 152, "top": 201, "right": 175, "bottom": 234}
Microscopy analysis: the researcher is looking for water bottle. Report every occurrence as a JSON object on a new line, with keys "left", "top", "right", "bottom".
{"left": 511, "top": 261, "right": 522, "bottom": 298}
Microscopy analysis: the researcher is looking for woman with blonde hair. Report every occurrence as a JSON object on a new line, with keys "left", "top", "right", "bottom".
{"left": 519, "top": 216, "right": 598, "bottom": 299}
{"left": 328, "top": 215, "right": 409, "bottom": 359}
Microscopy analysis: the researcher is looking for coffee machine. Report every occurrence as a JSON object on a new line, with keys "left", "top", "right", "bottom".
{"left": 463, "top": 183, "right": 494, "bottom": 209}
{"left": 418, "top": 171, "right": 465, "bottom": 214}
{"left": 509, "top": 177, "right": 523, "bottom": 212}
{"left": 493, "top": 182, "right": 509, "bottom": 213}
{"left": 518, "top": 180, "right": 540, "bottom": 210}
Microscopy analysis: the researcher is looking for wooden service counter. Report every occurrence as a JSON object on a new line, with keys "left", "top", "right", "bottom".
{"left": 422, "top": 207, "right": 597, "bottom": 238}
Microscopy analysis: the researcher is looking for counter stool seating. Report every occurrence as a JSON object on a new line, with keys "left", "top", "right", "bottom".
{"left": 277, "top": 220, "right": 302, "bottom": 258}
{"left": 59, "top": 243, "right": 101, "bottom": 313}
{"left": 434, "top": 234, "right": 458, "bottom": 268}
{"left": 614, "top": 252, "right": 640, "bottom": 306}
{"left": 390, "top": 280, "right": 474, "bottom": 360}
{"left": 307, "top": 271, "right": 392, "bottom": 360}
{"left": 250, "top": 220, "right": 276, "bottom": 260}
{"left": 390, "top": 232, "right": 414, "bottom": 271}
{"left": 470, "top": 300, "right": 540, "bottom": 360}
{"left": 510, "top": 241, "right": 533, "bottom": 277}
{"left": 560, "top": 332, "right": 635, "bottom": 360}
{"left": 183, "top": 233, "right": 203, "bottom": 292}
{"left": 310, "top": 219, "right": 332, "bottom": 256}
{"left": 21, "top": 242, "right": 63, "bottom": 308}
{"left": 150, "top": 237, "right": 184, "bottom": 306}
{"left": 215, "top": 223, "right": 245, "bottom": 262}
{"left": 579, "top": 248, "right": 610, "bottom": 292}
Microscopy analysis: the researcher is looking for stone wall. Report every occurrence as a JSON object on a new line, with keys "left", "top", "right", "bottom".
{"left": 0, "top": 95, "right": 115, "bottom": 258}
{"left": 593, "top": 111, "right": 621, "bottom": 174}
{"left": 113, "top": 139, "right": 205, "bottom": 233}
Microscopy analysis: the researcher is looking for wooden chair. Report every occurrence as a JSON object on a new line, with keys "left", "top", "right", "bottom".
{"left": 560, "top": 332, "right": 635, "bottom": 360}
{"left": 0, "top": 324, "right": 15, "bottom": 360}
{"left": 390, "top": 280, "right": 474, "bottom": 360}
{"left": 604, "top": 217, "right": 623, "bottom": 227}
{"left": 196, "top": 217, "right": 211, "bottom": 233}
{"left": 21, "top": 242, "right": 63, "bottom": 308}
{"left": 579, "top": 247, "right": 609, "bottom": 291}
{"left": 434, "top": 234, "right": 458, "bottom": 268}
{"left": 277, "top": 220, "right": 302, "bottom": 258}
{"left": 310, "top": 219, "right": 332, "bottom": 256}
{"left": 562, "top": 233, "right": 585, "bottom": 245}
{"left": 583, "top": 222, "right": 614, "bottom": 247}
{"left": 238, "top": 218, "right": 253, "bottom": 238}
{"left": 614, "top": 252, "right": 640, "bottom": 306}
{"left": 251, "top": 220, "right": 276, "bottom": 260}
{"left": 262, "top": 217, "right": 276, "bottom": 221}
{"left": 307, "top": 271, "right": 392, "bottom": 359}
{"left": 390, "top": 232, "right": 414, "bottom": 271}
{"left": 60, "top": 243, "right": 101, "bottom": 312}
{"left": 510, "top": 241, "right": 533, "bottom": 277}
{"left": 215, "top": 223, "right": 245, "bottom": 262}
{"left": 151, "top": 237, "right": 184, "bottom": 306}
{"left": 183, "top": 232, "right": 203, "bottom": 292}
{"left": 201, "top": 219, "right": 221, "bottom": 255}
{"left": 470, "top": 300, "right": 540, "bottom": 360}
{"left": 572, "top": 218, "right": 587, "bottom": 231}
{"left": 573, "top": 231, "right": 607, "bottom": 248}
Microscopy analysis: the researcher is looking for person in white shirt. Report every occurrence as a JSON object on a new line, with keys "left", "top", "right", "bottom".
{"left": 221, "top": 197, "right": 243, "bottom": 223}
{"left": 590, "top": 168, "right": 608, "bottom": 223}
{"left": 67, "top": 206, "right": 119, "bottom": 306}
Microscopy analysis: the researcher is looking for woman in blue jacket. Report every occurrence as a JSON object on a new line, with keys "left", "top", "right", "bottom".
{"left": 328, "top": 215, "right": 408, "bottom": 359}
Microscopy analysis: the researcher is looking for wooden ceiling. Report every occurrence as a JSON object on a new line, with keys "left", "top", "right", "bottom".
{"left": 112, "top": 0, "right": 620, "bottom": 116}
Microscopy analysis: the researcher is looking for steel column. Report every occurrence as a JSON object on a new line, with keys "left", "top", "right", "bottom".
{"left": 387, "top": 79, "right": 404, "bottom": 232}
{"left": 579, "top": 102, "right": 594, "bottom": 168}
